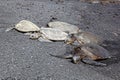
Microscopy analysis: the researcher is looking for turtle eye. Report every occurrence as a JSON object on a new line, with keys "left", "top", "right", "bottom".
{"left": 30, "top": 34, "right": 36, "bottom": 38}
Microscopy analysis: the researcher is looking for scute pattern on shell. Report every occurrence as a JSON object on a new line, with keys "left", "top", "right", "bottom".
{"left": 15, "top": 20, "right": 40, "bottom": 32}
{"left": 48, "top": 21, "right": 81, "bottom": 34}
{"left": 40, "top": 27, "right": 68, "bottom": 40}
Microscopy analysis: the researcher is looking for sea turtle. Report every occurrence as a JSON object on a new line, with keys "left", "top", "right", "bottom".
{"left": 50, "top": 43, "right": 111, "bottom": 66}
{"left": 72, "top": 43, "right": 111, "bottom": 66}
{"left": 65, "top": 31, "right": 103, "bottom": 46}
{"left": 5, "top": 20, "right": 40, "bottom": 32}
{"left": 29, "top": 27, "right": 69, "bottom": 41}
{"left": 47, "top": 21, "right": 82, "bottom": 34}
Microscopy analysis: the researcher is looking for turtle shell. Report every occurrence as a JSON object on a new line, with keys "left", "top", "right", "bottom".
{"left": 40, "top": 27, "right": 68, "bottom": 40}
{"left": 48, "top": 21, "right": 81, "bottom": 34}
{"left": 74, "top": 31, "right": 103, "bottom": 45}
{"left": 81, "top": 43, "right": 111, "bottom": 60}
{"left": 15, "top": 20, "right": 40, "bottom": 32}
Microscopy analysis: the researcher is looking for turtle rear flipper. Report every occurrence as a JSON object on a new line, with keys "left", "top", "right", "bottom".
{"left": 50, "top": 53, "right": 73, "bottom": 59}
{"left": 82, "top": 58, "right": 106, "bottom": 66}
{"left": 5, "top": 27, "right": 14, "bottom": 32}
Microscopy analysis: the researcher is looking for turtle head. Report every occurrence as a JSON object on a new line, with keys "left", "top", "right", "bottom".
{"left": 29, "top": 32, "right": 41, "bottom": 39}
{"left": 72, "top": 55, "right": 81, "bottom": 64}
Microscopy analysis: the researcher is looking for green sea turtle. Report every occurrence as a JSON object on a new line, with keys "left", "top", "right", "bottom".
{"left": 72, "top": 43, "right": 111, "bottom": 66}
{"left": 48, "top": 21, "right": 82, "bottom": 34}
{"left": 50, "top": 43, "right": 111, "bottom": 66}
{"left": 5, "top": 20, "right": 40, "bottom": 32}
{"left": 65, "top": 31, "right": 103, "bottom": 46}
{"left": 28, "top": 27, "right": 69, "bottom": 42}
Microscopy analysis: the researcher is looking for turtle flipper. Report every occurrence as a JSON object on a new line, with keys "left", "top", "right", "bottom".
{"left": 38, "top": 37, "right": 53, "bottom": 42}
{"left": 50, "top": 53, "right": 73, "bottom": 59}
{"left": 24, "top": 32, "right": 33, "bottom": 36}
{"left": 5, "top": 27, "right": 14, "bottom": 32}
{"left": 82, "top": 58, "right": 107, "bottom": 66}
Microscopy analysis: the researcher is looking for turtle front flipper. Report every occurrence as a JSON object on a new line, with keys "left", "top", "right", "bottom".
{"left": 50, "top": 53, "right": 73, "bottom": 59}
{"left": 38, "top": 37, "right": 53, "bottom": 42}
{"left": 82, "top": 57, "right": 107, "bottom": 66}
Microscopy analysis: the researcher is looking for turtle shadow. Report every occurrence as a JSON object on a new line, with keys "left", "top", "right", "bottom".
{"left": 101, "top": 40, "right": 120, "bottom": 66}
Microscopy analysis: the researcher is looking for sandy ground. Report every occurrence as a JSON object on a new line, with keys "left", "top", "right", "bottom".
{"left": 0, "top": 0, "right": 120, "bottom": 80}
